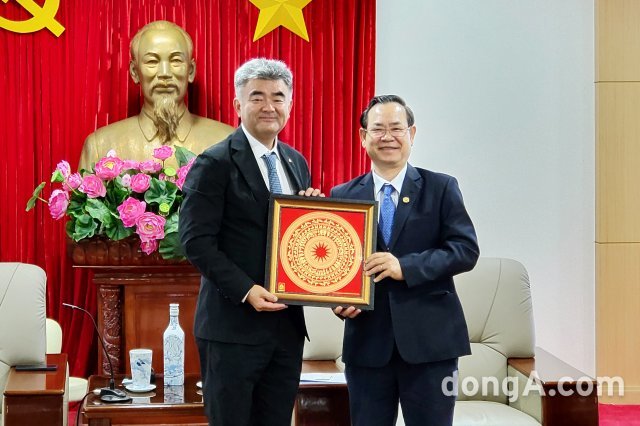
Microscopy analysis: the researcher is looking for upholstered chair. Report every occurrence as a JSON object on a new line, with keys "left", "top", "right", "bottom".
{"left": 450, "top": 258, "right": 598, "bottom": 426}
{"left": 46, "top": 318, "right": 89, "bottom": 403}
{"left": 0, "top": 262, "right": 68, "bottom": 426}
{"left": 302, "top": 306, "right": 345, "bottom": 368}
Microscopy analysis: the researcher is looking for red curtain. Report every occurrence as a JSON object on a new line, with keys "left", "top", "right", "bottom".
{"left": 0, "top": 0, "right": 375, "bottom": 376}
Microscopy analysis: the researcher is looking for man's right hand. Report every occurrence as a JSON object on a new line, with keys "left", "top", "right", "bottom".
{"left": 246, "top": 285, "right": 288, "bottom": 312}
{"left": 333, "top": 305, "right": 361, "bottom": 318}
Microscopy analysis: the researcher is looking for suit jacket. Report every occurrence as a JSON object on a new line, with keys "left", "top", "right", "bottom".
{"left": 330, "top": 164, "right": 479, "bottom": 367}
{"left": 179, "top": 127, "right": 310, "bottom": 345}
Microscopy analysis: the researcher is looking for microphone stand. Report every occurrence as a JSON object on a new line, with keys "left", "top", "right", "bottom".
{"left": 63, "top": 303, "right": 131, "bottom": 403}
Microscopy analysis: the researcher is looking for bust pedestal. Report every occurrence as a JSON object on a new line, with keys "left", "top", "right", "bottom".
{"left": 69, "top": 237, "right": 201, "bottom": 376}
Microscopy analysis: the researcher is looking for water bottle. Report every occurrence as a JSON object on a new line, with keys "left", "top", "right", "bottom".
{"left": 163, "top": 303, "right": 185, "bottom": 386}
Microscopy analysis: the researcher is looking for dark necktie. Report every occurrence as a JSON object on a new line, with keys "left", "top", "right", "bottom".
{"left": 379, "top": 183, "right": 396, "bottom": 246}
{"left": 261, "top": 152, "right": 283, "bottom": 194}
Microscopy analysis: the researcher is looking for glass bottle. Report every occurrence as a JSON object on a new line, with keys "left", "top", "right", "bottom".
{"left": 163, "top": 303, "right": 185, "bottom": 386}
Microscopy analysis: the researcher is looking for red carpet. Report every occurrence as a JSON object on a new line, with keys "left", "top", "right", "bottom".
{"left": 599, "top": 404, "right": 640, "bottom": 426}
{"left": 70, "top": 403, "right": 640, "bottom": 425}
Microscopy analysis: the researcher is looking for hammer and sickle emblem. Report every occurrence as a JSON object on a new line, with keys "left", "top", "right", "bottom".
{"left": 0, "top": 0, "right": 65, "bottom": 37}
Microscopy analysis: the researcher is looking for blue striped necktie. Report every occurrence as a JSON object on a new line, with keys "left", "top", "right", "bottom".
{"left": 261, "top": 152, "right": 283, "bottom": 194}
{"left": 379, "top": 184, "right": 396, "bottom": 246}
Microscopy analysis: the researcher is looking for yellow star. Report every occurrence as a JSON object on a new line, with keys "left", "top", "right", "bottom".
{"left": 250, "top": 0, "right": 313, "bottom": 42}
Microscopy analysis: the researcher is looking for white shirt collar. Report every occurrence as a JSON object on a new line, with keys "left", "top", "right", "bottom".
{"left": 372, "top": 164, "right": 408, "bottom": 195}
{"left": 242, "top": 123, "right": 280, "bottom": 160}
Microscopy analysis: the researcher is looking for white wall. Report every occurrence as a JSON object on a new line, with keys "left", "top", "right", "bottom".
{"left": 376, "top": 0, "right": 595, "bottom": 374}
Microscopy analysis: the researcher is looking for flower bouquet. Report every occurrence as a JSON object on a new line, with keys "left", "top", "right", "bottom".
{"left": 26, "top": 146, "right": 196, "bottom": 260}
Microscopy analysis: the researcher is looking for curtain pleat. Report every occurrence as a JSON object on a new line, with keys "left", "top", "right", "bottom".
{"left": 0, "top": 0, "right": 375, "bottom": 376}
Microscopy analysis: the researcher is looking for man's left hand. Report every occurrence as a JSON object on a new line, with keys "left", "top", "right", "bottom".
{"left": 298, "top": 187, "right": 325, "bottom": 197}
{"left": 364, "top": 252, "right": 404, "bottom": 282}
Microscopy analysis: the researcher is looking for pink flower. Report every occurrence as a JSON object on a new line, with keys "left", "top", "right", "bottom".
{"left": 135, "top": 212, "right": 166, "bottom": 243}
{"left": 139, "top": 160, "right": 162, "bottom": 173}
{"left": 79, "top": 175, "right": 107, "bottom": 198}
{"left": 122, "top": 160, "right": 140, "bottom": 171}
{"left": 65, "top": 173, "right": 82, "bottom": 190}
{"left": 130, "top": 173, "right": 151, "bottom": 193}
{"left": 140, "top": 239, "right": 159, "bottom": 255}
{"left": 153, "top": 146, "right": 173, "bottom": 161}
{"left": 94, "top": 156, "right": 124, "bottom": 180}
{"left": 117, "top": 197, "right": 147, "bottom": 228}
{"left": 56, "top": 161, "right": 71, "bottom": 178}
{"left": 176, "top": 158, "right": 195, "bottom": 190}
{"left": 106, "top": 149, "right": 117, "bottom": 157}
{"left": 48, "top": 189, "right": 69, "bottom": 220}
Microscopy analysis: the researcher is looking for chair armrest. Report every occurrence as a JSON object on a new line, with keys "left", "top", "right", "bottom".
{"left": 3, "top": 353, "right": 68, "bottom": 426}
{"left": 508, "top": 347, "right": 598, "bottom": 426}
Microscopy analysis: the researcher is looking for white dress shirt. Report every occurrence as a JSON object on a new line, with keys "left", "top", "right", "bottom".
{"left": 242, "top": 124, "right": 294, "bottom": 195}
{"left": 371, "top": 164, "right": 408, "bottom": 221}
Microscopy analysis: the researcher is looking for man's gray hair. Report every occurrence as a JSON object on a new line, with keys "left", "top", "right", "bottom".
{"left": 234, "top": 58, "right": 293, "bottom": 94}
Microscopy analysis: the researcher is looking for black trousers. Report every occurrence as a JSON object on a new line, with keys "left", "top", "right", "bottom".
{"left": 196, "top": 315, "right": 304, "bottom": 426}
{"left": 346, "top": 347, "right": 458, "bottom": 426}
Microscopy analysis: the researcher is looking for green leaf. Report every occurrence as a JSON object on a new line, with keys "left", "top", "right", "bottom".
{"left": 175, "top": 146, "right": 196, "bottom": 168}
{"left": 164, "top": 213, "right": 179, "bottom": 234}
{"left": 65, "top": 218, "right": 75, "bottom": 238}
{"left": 25, "top": 182, "right": 46, "bottom": 211}
{"left": 51, "top": 170, "right": 65, "bottom": 183}
{"left": 106, "top": 180, "right": 130, "bottom": 206}
{"left": 85, "top": 198, "right": 113, "bottom": 225}
{"left": 158, "top": 232, "right": 185, "bottom": 260}
{"left": 73, "top": 214, "right": 97, "bottom": 240}
{"left": 105, "top": 220, "right": 133, "bottom": 241}
{"left": 144, "top": 178, "right": 177, "bottom": 207}
{"left": 66, "top": 197, "right": 86, "bottom": 218}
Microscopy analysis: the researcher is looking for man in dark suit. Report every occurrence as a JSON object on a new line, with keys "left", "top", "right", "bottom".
{"left": 179, "top": 58, "right": 321, "bottom": 426}
{"left": 332, "top": 95, "right": 479, "bottom": 426}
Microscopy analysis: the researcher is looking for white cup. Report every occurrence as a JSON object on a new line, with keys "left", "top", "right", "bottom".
{"left": 129, "top": 348, "right": 152, "bottom": 389}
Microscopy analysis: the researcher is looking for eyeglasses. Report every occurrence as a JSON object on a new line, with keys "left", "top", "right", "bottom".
{"left": 363, "top": 127, "right": 411, "bottom": 138}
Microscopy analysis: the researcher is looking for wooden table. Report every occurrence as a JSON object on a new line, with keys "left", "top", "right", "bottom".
{"left": 295, "top": 360, "right": 350, "bottom": 426}
{"left": 83, "top": 365, "right": 350, "bottom": 425}
{"left": 81, "top": 374, "right": 207, "bottom": 425}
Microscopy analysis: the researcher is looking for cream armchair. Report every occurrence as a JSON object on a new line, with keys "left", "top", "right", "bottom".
{"left": 450, "top": 258, "right": 598, "bottom": 426}
{"left": 0, "top": 263, "right": 68, "bottom": 426}
{"left": 46, "top": 319, "right": 88, "bottom": 403}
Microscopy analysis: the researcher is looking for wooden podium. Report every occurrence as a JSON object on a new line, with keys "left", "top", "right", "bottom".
{"left": 69, "top": 237, "right": 202, "bottom": 376}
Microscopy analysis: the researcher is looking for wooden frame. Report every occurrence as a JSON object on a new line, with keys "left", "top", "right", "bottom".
{"left": 266, "top": 195, "right": 377, "bottom": 309}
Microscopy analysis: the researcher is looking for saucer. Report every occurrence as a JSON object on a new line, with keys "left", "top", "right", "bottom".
{"left": 125, "top": 383, "right": 156, "bottom": 393}
{"left": 196, "top": 381, "right": 202, "bottom": 389}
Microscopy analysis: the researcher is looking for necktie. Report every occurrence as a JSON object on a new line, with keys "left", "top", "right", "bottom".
{"left": 379, "top": 184, "right": 396, "bottom": 246}
{"left": 262, "top": 152, "right": 283, "bottom": 194}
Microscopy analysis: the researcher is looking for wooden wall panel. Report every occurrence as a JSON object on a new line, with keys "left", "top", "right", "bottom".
{"left": 596, "top": 243, "right": 640, "bottom": 403}
{"left": 596, "top": 0, "right": 640, "bottom": 405}
{"left": 596, "top": 83, "right": 640, "bottom": 242}
{"left": 596, "top": 0, "right": 640, "bottom": 81}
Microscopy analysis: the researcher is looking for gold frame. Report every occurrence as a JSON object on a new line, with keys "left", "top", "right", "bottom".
{"left": 266, "top": 195, "right": 377, "bottom": 309}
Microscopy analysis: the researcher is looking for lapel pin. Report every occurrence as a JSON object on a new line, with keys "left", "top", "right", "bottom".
{"left": 402, "top": 197, "right": 410, "bottom": 204}
{"left": 288, "top": 158, "right": 293, "bottom": 163}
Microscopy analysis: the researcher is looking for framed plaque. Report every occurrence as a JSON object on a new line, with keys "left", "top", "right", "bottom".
{"left": 266, "top": 195, "right": 377, "bottom": 310}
